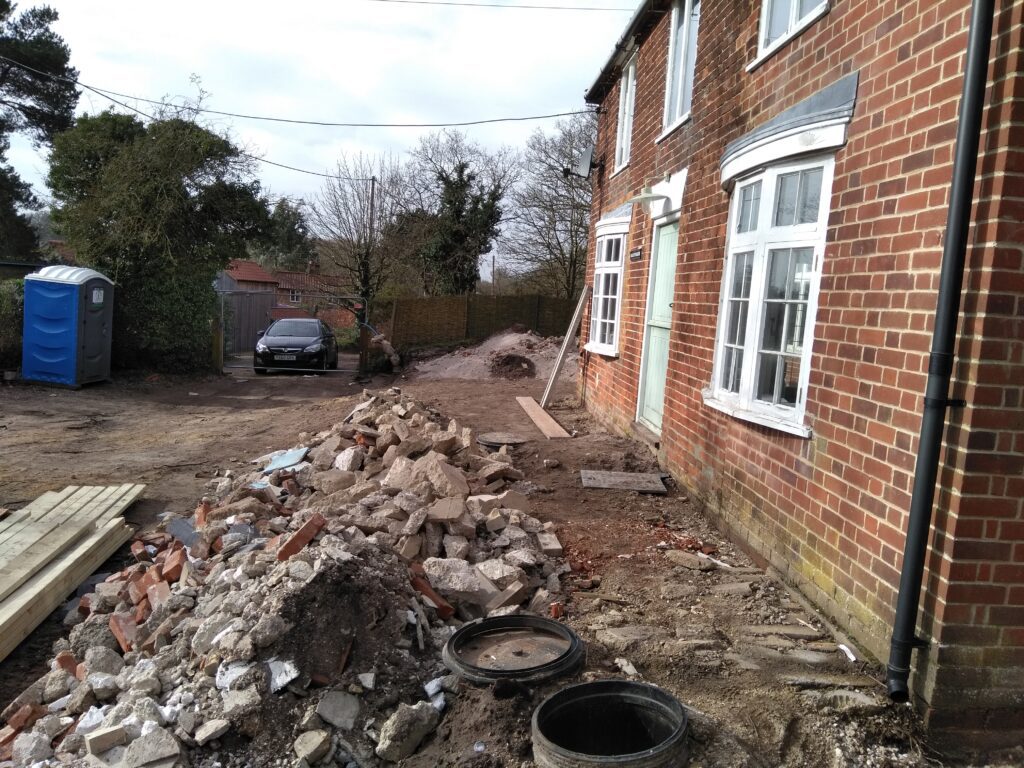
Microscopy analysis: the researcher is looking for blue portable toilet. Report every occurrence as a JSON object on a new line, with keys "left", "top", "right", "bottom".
{"left": 22, "top": 266, "right": 114, "bottom": 387}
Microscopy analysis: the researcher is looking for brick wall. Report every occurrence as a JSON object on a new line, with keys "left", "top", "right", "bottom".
{"left": 581, "top": 0, "right": 1023, "bottom": 745}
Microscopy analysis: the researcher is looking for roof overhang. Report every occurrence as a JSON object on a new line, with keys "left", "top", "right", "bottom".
{"left": 584, "top": 0, "right": 671, "bottom": 105}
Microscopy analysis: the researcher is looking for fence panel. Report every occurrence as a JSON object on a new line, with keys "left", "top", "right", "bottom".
{"left": 389, "top": 294, "right": 576, "bottom": 348}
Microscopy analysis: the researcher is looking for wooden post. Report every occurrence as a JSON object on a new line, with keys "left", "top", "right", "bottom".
{"left": 212, "top": 294, "right": 225, "bottom": 372}
{"left": 540, "top": 286, "right": 590, "bottom": 409}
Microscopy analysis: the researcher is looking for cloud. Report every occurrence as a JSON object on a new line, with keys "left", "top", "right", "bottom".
{"left": 9, "top": 0, "right": 629, "bottom": 202}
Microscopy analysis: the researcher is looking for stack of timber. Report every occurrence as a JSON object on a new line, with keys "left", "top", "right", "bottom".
{"left": 0, "top": 484, "right": 144, "bottom": 662}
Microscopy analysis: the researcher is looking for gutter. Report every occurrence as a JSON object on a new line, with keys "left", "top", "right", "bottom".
{"left": 584, "top": 0, "right": 668, "bottom": 105}
{"left": 886, "top": 0, "right": 996, "bottom": 703}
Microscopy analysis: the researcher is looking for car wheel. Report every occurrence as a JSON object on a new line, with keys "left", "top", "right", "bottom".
{"left": 329, "top": 347, "right": 338, "bottom": 370}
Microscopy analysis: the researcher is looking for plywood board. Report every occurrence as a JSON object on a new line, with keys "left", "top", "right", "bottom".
{"left": 515, "top": 396, "right": 571, "bottom": 439}
{"left": 580, "top": 469, "right": 668, "bottom": 494}
{"left": 540, "top": 286, "right": 589, "bottom": 409}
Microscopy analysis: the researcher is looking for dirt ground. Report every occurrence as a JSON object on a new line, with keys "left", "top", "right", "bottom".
{"left": 1, "top": 364, "right": 1020, "bottom": 767}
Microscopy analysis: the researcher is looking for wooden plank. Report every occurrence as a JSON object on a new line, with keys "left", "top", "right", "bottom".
{"left": 0, "top": 518, "right": 132, "bottom": 663}
{"left": 0, "top": 486, "right": 127, "bottom": 602}
{"left": 516, "top": 396, "right": 571, "bottom": 439}
{"left": 580, "top": 469, "right": 667, "bottom": 494}
{"left": 540, "top": 286, "right": 590, "bottom": 409}
{"left": 0, "top": 487, "right": 77, "bottom": 542}
{"left": 0, "top": 486, "right": 101, "bottom": 556}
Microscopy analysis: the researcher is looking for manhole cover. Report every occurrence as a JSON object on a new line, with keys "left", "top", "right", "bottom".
{"left": 477, "top": 432, "right": 530, "bottom": 449}
{"left": 443, "top": 616, "right": 583, "bottom": 684}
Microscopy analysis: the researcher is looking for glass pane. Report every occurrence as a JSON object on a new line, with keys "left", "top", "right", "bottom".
{"left": 766, "top": 0, "right": 791, "bottom": 44}
{"left": 798, "top": 167, "right": 823, "bottom": 223}
{"left": 667, "top": 4, "right": 686, "bottom": 119}
{"left": 610, "top": 238, "right": 621, "bottom": 262}
{"left": 762, "top": 303, "right": 785, "bottom": 351}
{"left": 799, "top": 0, "right": 819, "bottom": 17}
{"left": 780, "top": 356, "right": 801, "bottom": 405}
{"left": 785, "top": 304, "right": 806, "bottom": 354}
{"left": 737, "top": 181, "right": 761, "bottom": 233}
{"left": 766, "top": 249, "right": 791, "bottom": 300}
{"left": 774, "top": 172, "right": 799, "bottom": 226}
{"left": 756, "top": 354, "right": 779, "bottom": 402}
{"left": 727, "top": 300, "right": 741, "bottom": 345}
{"left": 606, "top": 298, "right": 617, "bottom": 322}
{"left": 790, "top": 247, "right": 813, "bottom": 300}
{"left": 680, "top": 0, "right": 700, "bottom": 116}
{"left": 608, "top": 272, "right": 618, "bottom": 297}
{"left": 731, "top": 251, "right": 753, "bottom": 298}
{"left": 721, "top": 347, "right": 743, "bottom": 392}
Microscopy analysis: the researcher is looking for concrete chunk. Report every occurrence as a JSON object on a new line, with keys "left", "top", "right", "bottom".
{"left": 535, "top": 532, "right": 563, "bottom": 557}
{"left": 316, "top": 690, "right": 360, "bottom": 730}
{"left": 375, "top": 701, "right": 440, "bottom": 762}
{"left": 425, "top": 498, "right": 467, "bottom": 523}
{"left": 85, "top": 725, "right": 127, "bottom": 755}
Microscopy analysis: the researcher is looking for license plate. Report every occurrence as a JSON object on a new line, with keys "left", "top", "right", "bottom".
{"left": 274, "top": 354, "right": 296, "bottom": 361}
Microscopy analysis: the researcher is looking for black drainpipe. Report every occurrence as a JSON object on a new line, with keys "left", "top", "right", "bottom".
{"left": 886, "top": 0, "right": 996, "bottom": 703}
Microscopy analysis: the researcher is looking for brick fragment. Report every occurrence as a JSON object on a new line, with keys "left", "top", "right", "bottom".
{"left": 133, "top": 597, "right": 150, "bottom": 624}
{"left": 140, "top": 566, "right": 165, "bottom": 591}
{"left": 75, "top": 662, "right": 87, "bottom": 682}
{"left": 0, "top": 726, "right": 15, "bottom": 748}
{"left": 146, "top": 580, "right": 171, "bottom": 610}
{"left": 55, "top": 650, "right": 78, "bottom": 676}
{"left": 162, "top": 549, "right": 186, "bottom": 582}
{"left": 130, "top": 541, "right": 151, "bottom": 562}
{"left": 5, "top": 703, "right": 45, "bottom": 733}
{"left": 108, "top": 613, "right": 138, "bottom": 653}
{"left": 77, "top": 595, "right": 91, "bottom": 616}
{"left": 409, "top": 573, "right": 455, "bottom": 620}
{"left": 276, "top": 513, "right": 326, "bottom": 561}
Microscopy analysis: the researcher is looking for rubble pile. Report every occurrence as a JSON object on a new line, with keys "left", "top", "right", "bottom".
{"left": 0, "top": 389, "right": 568, "bottom": 768}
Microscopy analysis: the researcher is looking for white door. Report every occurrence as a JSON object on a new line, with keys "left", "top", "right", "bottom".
{"left": 638, "top": 220, "right": 679, "bottom": 432}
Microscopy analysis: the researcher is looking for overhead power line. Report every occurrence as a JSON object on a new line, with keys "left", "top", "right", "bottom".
{"left": 363, "top": 0, "right": 632, "bottom": 9}
{"left": 0, "top": 54, "right": 594, "bottom": 129}
{"left": 0, "top": 53, "right": 595, "bottom": 181}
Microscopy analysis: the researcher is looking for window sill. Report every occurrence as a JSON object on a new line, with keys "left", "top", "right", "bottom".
{"left": 584, "top": 342, "right": 619, "bottom": 359}
{"left": 746, "top": 3, "right": 830, "bottom": 74}
{"left": 656, "top": 112, "right": 691, "bottom": 144}
{"left": 610, "top": 163, "right": 629, "bottom": 180}
{"left": 701, "top": 388, "right": 812, "bottom": 438}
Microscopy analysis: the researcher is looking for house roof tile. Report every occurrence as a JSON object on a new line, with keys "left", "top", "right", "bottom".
{"left": 227, "top": 259, "right": 278, "bottom": 284}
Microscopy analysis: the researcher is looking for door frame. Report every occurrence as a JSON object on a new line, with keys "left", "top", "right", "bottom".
{"left": 636, "top": 211, "right": 681, "bottom": 433}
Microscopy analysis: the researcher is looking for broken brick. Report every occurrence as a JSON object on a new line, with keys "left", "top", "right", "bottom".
{"left": 140, "top": 566, "right": 165, "bottom": 591}
{"left": 55, "top": 650, "right": 78, "bottom": 676}
{"left": 130, "top": 541, "right": 151, "bottom": 562}
{"left": 127, "top": 578, "right": 147, "bottom": 606}
{"left": 276, "top": 513, "right": 326, "bottom": 561}
{"left": 162, "top": 548, "right": 186, "bottom": 582}
{"left": 146, "top": 580, "right": 171, "bottom": 610}
{"left": 0, "top": 727, "right": 15, "bottom": 749}
{"left": 5, "top": 703, "right": 45, "bottom": 733}
{"left": 75, "top": 662, "right": 87, "bottom": 681}
{"left": 410, "top": 573, "right": 455, "bottom": 620}
{"left": 108, "top": 613, "right": 138, "bottom": 653}
{"left": 133, "top": 596, "right": 150, "bottom": 624}
{"left": 194, "top": 499, "right": 212, "bottom": 527}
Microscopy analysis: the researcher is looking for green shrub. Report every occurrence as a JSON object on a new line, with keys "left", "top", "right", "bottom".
{"left": 0, "top": 279, "right": 23, "bottom": 369}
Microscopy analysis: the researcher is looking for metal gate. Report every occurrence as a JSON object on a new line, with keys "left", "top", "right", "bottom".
{"left": 216, "top": 290, "right": 365, "bottom": 375}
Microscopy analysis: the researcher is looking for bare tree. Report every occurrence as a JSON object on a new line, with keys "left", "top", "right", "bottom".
{"left": 404, "top": 129, "right": 519, "bottom": 212}
{"left": 502, "top": 112, "right": 596, "bottom": 299}
{"left": 309, "top": 153, "right": 407, "bottom": 319}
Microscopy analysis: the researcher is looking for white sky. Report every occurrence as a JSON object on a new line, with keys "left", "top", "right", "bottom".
{"left": 7, "top": 0, "right": 631, "bottom": 205}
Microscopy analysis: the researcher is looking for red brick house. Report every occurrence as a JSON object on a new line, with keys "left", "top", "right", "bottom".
{"left": 270, "top": 270, "right": 358, "bottom": 330}
{"left": 217, "top": 259, "right": 278, "bottom": 293}
{"left": 580, "top": 0, "right": 1022, "bottom": 745}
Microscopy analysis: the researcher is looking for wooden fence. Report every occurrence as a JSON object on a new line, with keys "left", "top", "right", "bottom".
{"left": 387, "top": 294, "right": 574, "bottom": 348}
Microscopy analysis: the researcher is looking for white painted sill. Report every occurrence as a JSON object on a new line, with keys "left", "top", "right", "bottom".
{"left": 701, "top": 388, "right": 812, "bottom": 438}
{"left": 745, "top": 3, "right": 831, "bottom": 74}
{"left": 656, "top": 112, "right": 691, "bottom": 144}
{"left": 610, "top": 162, "right": 629, "bottom": 180}
{"left": 585, "top": 342, "right": 619, "bottom": 359}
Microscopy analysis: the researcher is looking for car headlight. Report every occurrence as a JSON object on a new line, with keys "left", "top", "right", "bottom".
{"left": 304, "top": 342, "right": 323, "bottom": 353}
{"left": 256, "top": 342, "right": 268, "bottom": 352}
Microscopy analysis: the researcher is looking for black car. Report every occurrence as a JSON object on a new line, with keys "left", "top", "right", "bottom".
{"left": 254, "top": 318, "right": 339, "bottom": 373}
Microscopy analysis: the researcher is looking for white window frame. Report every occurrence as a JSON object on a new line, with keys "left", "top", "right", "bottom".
{"left": 289, "top": 288, "right": 301, "bottom": 303}
{"left": 748, "top": 0, "right": 829, "bottom": 71}
{"left": 585, "top": 215, "right": 631, "bottom": 357}
{"left": 661, "top": 0, "right": 700, "bottom": 137}
{"left": 704, "top": 154, "right": 835, "bottom": 437}
{"left": 614, "top": 54, "right": 637, "bottom": 172}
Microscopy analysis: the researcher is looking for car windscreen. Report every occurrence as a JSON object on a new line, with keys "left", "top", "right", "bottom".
{"left": 267, "top": 320, "right": 318, "bottom": 336}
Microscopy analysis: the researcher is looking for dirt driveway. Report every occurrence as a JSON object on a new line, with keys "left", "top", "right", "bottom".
{"left": 0, "top": 369, "right": 1014, "bottom": 767}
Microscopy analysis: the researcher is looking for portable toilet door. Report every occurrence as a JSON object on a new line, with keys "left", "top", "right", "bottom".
{"left": 22, "top": 265, "right": 114, "bottom": 387}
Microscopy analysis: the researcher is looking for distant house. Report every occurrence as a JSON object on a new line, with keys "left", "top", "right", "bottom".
{"left": 580, "top": 0, "right": 1023, "bottom": 748}
{"left": 269, "top": 269, "right": 358, "bottom": 330}
{"left": 215, "top": 260, "right": 279, "bottom": 293}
